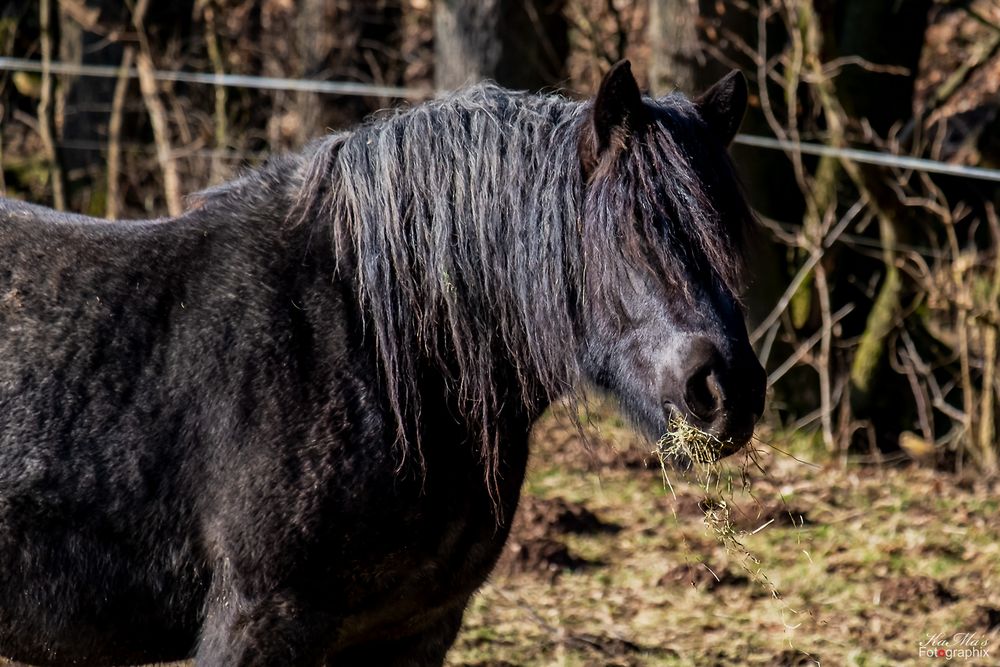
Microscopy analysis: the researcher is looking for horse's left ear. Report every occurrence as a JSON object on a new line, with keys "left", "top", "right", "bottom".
{"left": 694, "top": 70, "right": 748, "bottom": 147}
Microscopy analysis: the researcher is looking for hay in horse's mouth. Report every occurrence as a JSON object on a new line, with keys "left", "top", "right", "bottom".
{"left": 654, "top": 412, "right": 728, "bottom": 466}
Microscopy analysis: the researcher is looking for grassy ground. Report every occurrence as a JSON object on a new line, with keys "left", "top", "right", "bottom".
{"left": 2, "top": 408, "right": 996, "bottom": 667}
{"left": 446, "top": 407, "right": 1000, "bottom": 666}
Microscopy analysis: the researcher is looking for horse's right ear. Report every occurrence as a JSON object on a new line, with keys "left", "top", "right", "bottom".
{"left": 694, "top": 70, "right": 748, "bottom": 147}
{"left": 581, "top": 60, "right": 647, "bottom": 174}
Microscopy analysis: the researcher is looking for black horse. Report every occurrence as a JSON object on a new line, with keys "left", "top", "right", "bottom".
{"left": 0, "top": 61, "right": 765, "bottom": 666}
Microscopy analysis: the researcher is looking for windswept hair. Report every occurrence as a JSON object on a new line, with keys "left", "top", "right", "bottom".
{"left": 289, "top": 84, "right": 752, "bottom": 498}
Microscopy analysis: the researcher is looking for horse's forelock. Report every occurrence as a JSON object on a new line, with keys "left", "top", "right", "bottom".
{"left": 612, "top": 95, "right": 753, "bottom": 297}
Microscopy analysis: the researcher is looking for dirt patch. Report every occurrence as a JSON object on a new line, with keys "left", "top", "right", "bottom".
{"left": 772, "top": 648, "right": 821, "bottom": 666}
{"left": 567, "top": 632, "right": 652, "bottom": 664}
{"left": 824, "top": 546, "right": 865, "bottom": 576}
{"left": 654, "top": 490, "right": 813, "bottom": 534}
{"left": 516, "top": 495, "right": 621, "bottom": 536}
{"left": 728, "top": 499, "right": 813, "bottom": 533}
{"left": 655, "top": 491, "right": 710, "bottom": 519}
{"left": 498, "top": 536, "right": 595, "bottom": 579}
{"left": 879, "top": 576, "right": 958, "bottom": 613}
{"left": 657, "top": 562, "right": 749, "bottom": 591}
{"left": 970, "top": 605, "right": 1000, "bottom": 632}
{"left": 496, "top": 496, "right": 610, "bottom": 579}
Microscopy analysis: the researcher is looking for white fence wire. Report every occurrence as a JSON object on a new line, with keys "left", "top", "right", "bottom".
{"left": 2, "top": 56, "right": 1000, "bottom": 183}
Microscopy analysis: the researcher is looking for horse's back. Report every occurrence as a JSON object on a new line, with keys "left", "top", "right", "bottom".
{"left": 1, "top": 196, "right": 117, "bottom": 225}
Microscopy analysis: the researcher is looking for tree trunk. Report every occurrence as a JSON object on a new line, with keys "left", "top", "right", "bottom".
{"left": 57, "top": 0, "right": 124, "bottom": 183}
{"left": 647, "top": 0, "right": 700, "bottom": 95}
{"left": 37, "top": 0, "right": 66, "bottom": 210}
{"left": 434, "top": 0, "right": 567, "bottom": 91}
{"left": 294, "top": 0, "right": 328, "bottom": 144}
{"left": 828, "top": 0, "right": 932, "bottom": 415}
{"left": 832, "top": 0, "right": 932, "bottom": 136}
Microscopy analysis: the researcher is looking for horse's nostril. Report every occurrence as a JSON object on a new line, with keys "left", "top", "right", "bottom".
{"left": 684, "top": 365, "right": 723, "bottom": 423}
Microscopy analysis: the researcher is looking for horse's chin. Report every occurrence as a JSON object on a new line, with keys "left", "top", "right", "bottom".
{"left": 708, "top": 437, "right": 752, "bottom": 461}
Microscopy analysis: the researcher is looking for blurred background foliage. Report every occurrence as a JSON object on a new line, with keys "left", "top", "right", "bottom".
{"left": 2, "top": 0, "right": 1000, "bottom": 472}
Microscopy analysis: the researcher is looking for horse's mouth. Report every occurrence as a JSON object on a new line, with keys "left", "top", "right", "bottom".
{"left": 656, "top": 403, "right": 756, "bottom": 465}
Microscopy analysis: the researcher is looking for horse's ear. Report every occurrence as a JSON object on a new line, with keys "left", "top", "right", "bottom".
{"left": 582, "top": 60, "right": 647, "bottom": 173}
{"left": 694, "top": 70, "right": 748, "bottom": 147}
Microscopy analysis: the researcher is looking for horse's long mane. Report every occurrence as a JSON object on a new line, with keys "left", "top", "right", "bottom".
{"left": 282, "top": 84, "right": 752, "bottom": 496}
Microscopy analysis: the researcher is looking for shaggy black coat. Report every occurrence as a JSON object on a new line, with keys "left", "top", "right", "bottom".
{"left": 0, "top": 62, "right": 760, "bottom": 666}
